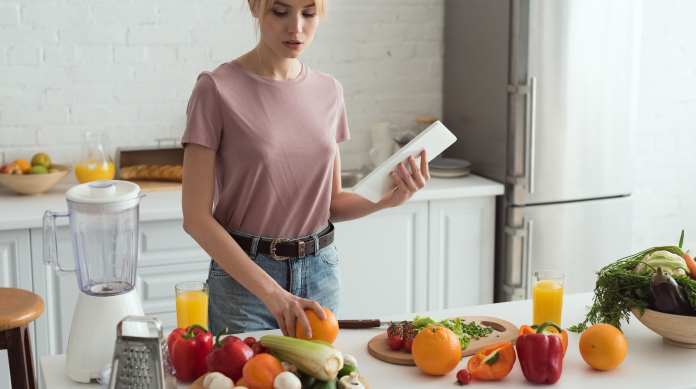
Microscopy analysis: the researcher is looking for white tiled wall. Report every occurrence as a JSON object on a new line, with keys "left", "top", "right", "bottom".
{"left": 631, "top": 0, "right": 696, "bottom": 251}
{"left": 0, "top": 0, "right": 444, "bottom": 170}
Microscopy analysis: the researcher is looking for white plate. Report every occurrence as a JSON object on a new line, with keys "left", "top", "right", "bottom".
{"left": 431, "top": 168, "right": 471, "bottom": 178}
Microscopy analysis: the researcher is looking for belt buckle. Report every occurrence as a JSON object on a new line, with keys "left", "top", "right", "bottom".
{"left": 269, "top": 238, "right": 290, "bottom": 260}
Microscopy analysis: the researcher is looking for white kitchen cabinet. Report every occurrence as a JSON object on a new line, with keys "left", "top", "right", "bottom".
{"left": 333, "top": 202, "right": 429, "bottom": 318}
{"left": 0, "top": 230, "right": 33, "bottom": 389}
{"left": 333, "top": 196, "right": 496, "bottom": 319}
{"left": 428, "top": 196, "right": 496, "bottom": 310}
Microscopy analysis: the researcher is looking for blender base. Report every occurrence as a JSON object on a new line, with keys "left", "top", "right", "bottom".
{"left": 65, "top": 290, "right": 144, "bottom": 383}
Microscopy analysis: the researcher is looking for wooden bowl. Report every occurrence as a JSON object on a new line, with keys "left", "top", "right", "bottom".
{"left": 0, "top": 164, "right": 69, "bottom": 195}
{"left": 631, "top": 307, "right": 696, "bottom": 348}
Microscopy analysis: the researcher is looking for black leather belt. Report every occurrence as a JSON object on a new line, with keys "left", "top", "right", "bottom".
{"left": 230, "top": 223, "right": 334, "bottom": 260}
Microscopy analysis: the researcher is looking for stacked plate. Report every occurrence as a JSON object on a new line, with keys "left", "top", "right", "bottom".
{"left": 429, "top": 157, "right": 471, "bottom": 178}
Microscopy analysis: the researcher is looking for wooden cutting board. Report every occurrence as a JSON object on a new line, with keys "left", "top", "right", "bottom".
{"left": 367, "top": 316, "right": 518, "bottom": 366}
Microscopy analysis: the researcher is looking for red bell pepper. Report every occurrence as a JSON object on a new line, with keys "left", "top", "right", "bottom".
{"left": 515, "top": 322, "right": 564, "bottom": 385}
{"left": 167, "top": 325, "right": 213, "bottom": 382}
{"left": 206, "top": 330, "right": 254, "bottom": 381}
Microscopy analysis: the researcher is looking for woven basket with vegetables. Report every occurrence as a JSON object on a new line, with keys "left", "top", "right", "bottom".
{"left": 571, "top": 230, "right": 696, "bottom": 334}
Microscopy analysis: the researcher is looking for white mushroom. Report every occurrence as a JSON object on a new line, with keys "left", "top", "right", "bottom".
{"left": 343, "top": 354, "right": 358, "bottom": 369}
{"left": 338, "top": 372, "right": 365, "bottom": 389}
{"left": 273, "top": 371, "right": 302, "bottom": 389}
{"left": 202, "top": 372, "right": 234, "bottom": 389}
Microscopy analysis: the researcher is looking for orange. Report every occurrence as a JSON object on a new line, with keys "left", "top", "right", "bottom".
{"left": 14, "top": 159, "right": 31, "bottom": 174}
{"left": 242, "top": 353, "right": 284, "bottom": 389}
{"left": 579, "top": 323, "right": 627, "bottom": 371}
{"left": 295, "top": 307, "right": 339, "bottom": 344}
{"left": 411, "top": 324, "right": 462, "bottom": 376}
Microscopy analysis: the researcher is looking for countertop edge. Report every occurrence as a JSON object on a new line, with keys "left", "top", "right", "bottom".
{"left": 0, "top": 175, "right": 504, "bottom": 231}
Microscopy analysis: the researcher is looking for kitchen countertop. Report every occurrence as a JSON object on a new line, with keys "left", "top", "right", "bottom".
{"left": 40, "top": 293, "right": 696, "bottom": 389}
{"left": 0, "top": 175, "right": 503, "bottom": 231}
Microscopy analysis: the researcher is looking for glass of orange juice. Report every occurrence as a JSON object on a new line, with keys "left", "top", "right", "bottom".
{"left": 75, "top": 131, "right": 115, "bottom": 183}
{"left": 532, "top": 270, "right": 565, "bottom": 326}
{"left": 175, "top": 281, "right": 209, "bottom": 330}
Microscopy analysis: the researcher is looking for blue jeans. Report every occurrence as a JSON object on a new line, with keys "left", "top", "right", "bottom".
{"left": 207, "top": 227, "right": 341, "bottom": 335}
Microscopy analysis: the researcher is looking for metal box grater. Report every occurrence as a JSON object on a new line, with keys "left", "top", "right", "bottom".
{"left": 108, "top": 316, "right": 175, "bottom": 389}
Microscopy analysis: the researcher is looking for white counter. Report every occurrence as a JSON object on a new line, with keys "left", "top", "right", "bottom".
{"left": 40, "top": 293, "right": 696, "bottom": 389}
{"left": 0, "top": 175, "right": 503, "bottom": 230}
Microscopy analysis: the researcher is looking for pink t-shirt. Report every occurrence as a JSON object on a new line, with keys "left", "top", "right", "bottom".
{"left": 181, "top": 61, "right": 350, "bottom": 238}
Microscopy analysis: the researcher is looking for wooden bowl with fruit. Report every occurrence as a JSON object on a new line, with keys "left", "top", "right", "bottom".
{"left": 0, "top": 153, "right": 69, "bottom": 195}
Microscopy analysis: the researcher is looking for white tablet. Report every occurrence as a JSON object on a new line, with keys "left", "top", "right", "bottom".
{"left": 351, "top": 120, "right": 458, "bottom": 203}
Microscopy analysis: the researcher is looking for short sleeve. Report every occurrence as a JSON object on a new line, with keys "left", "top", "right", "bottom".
{"left": 181, "top": 73, "right": 223, "bottom": 150}
{"left": 334, "top": 80, "right": 351, "bottom": 144}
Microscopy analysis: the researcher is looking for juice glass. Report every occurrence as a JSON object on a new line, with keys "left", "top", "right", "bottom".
{"left": 532, "top": 270, "right": 565, "bottom": 326}
{"left": 175, "top": 281, "right": 209, "bottom": 330}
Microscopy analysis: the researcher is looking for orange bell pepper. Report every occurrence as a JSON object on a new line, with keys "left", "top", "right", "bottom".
{"left": 466, "top": 342, "right": 516, "bottom": 381}
{"left": 519, "top": 323, "right": 568, "bottom": 355}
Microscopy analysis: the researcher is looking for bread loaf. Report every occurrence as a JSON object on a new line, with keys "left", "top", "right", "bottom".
{"left": 120, "top": 164, "right": 182, "bottom": 182}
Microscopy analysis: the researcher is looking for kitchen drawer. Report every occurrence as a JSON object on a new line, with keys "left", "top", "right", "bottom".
{"left": 137, "top": 261, "right": 209, "bottom": 314}
{"left": 139, "top": 220, "right": 209, "bottom": 267}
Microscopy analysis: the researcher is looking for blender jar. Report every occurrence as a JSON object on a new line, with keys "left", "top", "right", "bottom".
{"left": 43, "top": 180, "right": 142, "bottom": 296}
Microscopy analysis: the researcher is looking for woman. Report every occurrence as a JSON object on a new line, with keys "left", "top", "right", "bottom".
{"left": 181, "top": 0, "right": 430, "bottom": 337}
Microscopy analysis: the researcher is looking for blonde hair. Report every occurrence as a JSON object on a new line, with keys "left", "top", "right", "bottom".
{"left": 248, "top": 0, "right": 326, "bottom": 24}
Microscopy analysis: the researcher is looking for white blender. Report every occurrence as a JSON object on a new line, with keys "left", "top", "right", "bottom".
{"left": 43, "top": 180, "right": 145, "bottom": 383}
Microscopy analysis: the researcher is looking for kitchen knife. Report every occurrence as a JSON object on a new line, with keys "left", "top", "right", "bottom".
{"left": 338, "top": 319, "right": 391, "bottom": 329}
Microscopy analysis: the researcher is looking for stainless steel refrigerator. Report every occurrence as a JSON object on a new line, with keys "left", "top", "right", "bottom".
{"left": 442, "top": 0, "right": 641, "bottom": 301}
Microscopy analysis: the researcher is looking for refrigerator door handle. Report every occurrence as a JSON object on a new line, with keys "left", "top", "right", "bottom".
{"left": 506, "top": 76, "right": 537, "bottom": 194}
{"left": 503, "top": 219, "right": 533, "bottom": 300}
{"left": 525, "top": 77, "right": 538, "bottom": 194}
{"left": 524, "top": 219, "right": 535, "bottom": 297}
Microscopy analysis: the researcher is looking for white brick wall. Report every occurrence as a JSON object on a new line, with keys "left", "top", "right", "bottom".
{"left": 0, "top": 0, "right": 444, "bottom": 170}
{"left": 631, "top": 0, "right": 696, "bottom": 251}
{"left": 4, "top": 0, "right": 691, "bottom": 253}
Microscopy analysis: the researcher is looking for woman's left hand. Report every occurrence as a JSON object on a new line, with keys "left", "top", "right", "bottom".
{"left": 378, "top": 149, "right": 430, "bottom": 208}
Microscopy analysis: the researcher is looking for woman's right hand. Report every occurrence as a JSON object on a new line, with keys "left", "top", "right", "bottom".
{"left": 263, "top": 288, "right": 326, "bottom": 338}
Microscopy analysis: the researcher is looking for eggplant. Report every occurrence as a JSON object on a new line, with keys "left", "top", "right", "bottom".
{"left": 650, "top": 267, "right": 692, "bottom": 314}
